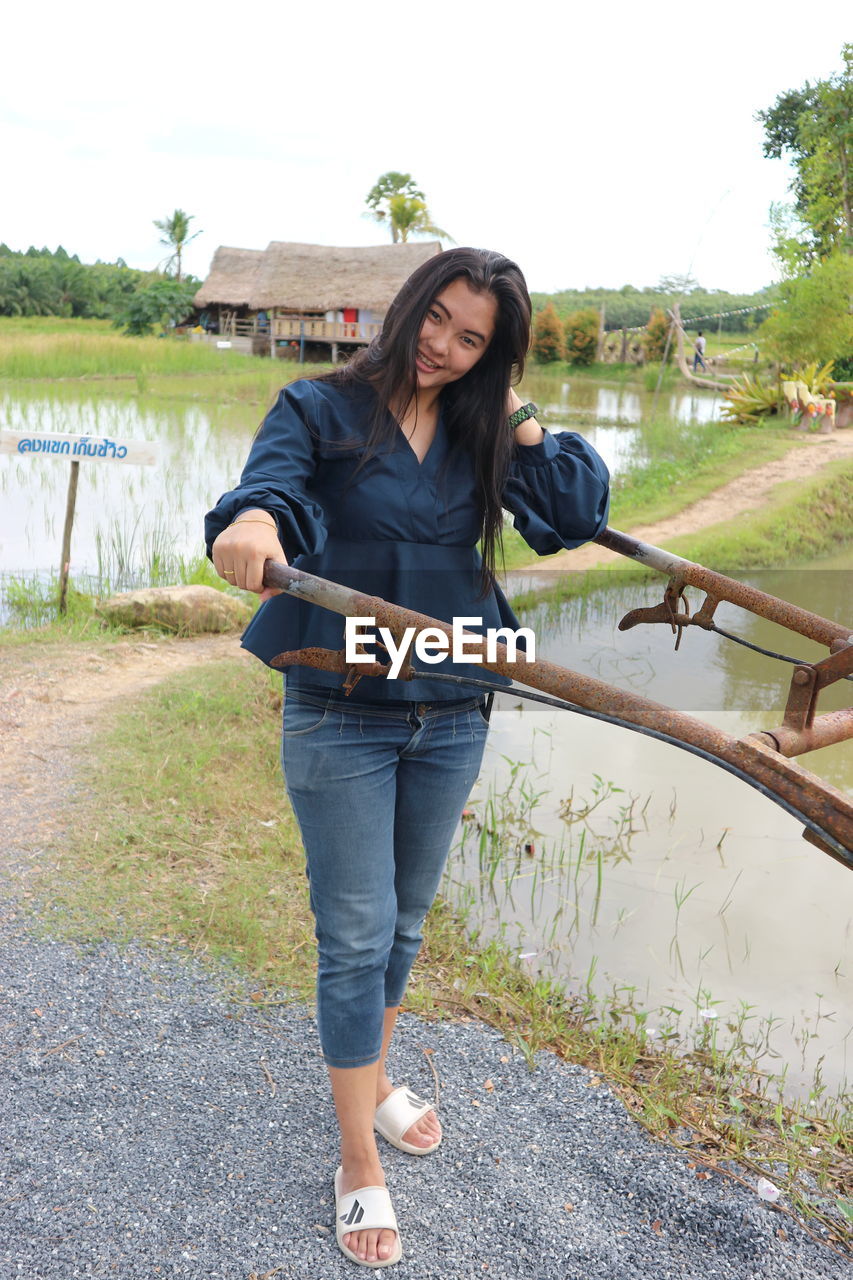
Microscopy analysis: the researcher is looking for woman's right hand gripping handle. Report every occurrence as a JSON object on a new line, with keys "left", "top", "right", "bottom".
{"left": 211, "top": 508, "right": 288, "bottom": 601}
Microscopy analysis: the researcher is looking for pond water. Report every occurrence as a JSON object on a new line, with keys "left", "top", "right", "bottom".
{"left": 443, "top": 565, "right": 852, "bottom": 1101}
{"left": 0, "top": 389, "right": 254, "bottom": 582}
{"left": 2, "top": 381, "right": 849, "bottom": 1103}
{"left": 0, "top": 376, "right": 723, "bottom": 580}
{"left": 521, "top": 367, "right": 725, "bottom": 482}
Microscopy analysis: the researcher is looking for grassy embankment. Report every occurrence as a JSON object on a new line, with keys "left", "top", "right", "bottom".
{"left": 0, "top": 317, "right": 754, "bottom": 399}
{"left": 507, "top": 458, "right": 853, "bottom": 613}
{"left": 0, "top": 317, "right": 324, "bottom": 405}
{"left": 497, "top": 412, "right": 831, "bottom": 573}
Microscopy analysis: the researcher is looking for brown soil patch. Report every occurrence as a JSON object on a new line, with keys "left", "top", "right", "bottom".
{"left": 0, "top": 634, "right": 249, "bottom": 873}
{"left": 519, "top": 431, "right": 853, "bottom": 574}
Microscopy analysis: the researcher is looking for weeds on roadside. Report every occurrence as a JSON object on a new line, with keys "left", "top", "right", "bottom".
{"left": 433, "top": 762, "right": 852, "bottom": 1250}
{"left": 0, "top": 553, "right": 233, "bottom": 633}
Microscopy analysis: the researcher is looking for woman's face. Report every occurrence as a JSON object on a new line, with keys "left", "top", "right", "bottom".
{"left": 415, "top": 277, "right": 497, "bottom": 391}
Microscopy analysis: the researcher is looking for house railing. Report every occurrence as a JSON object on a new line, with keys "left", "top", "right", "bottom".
{"left": 217, "top": 317, "right": 260, "bottom": 337}
{"left": 212, "top": 314, "right": 383, "bottom": 345}
{"left": 272, "top": 318, "right": 382, "bottom": 344}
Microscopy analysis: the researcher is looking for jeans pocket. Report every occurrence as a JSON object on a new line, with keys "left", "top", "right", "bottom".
{"left": 283, "top": 696, "right": 330, "bottom": 737}
{"left": 472, "top": 698, "right": 493, "bottom": 727}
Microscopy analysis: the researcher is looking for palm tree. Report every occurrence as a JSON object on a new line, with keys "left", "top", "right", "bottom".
{"left": 386, "top": 194, "right": 452, "bottom": 244}
{"left": 153, "top": 209, "right": 201, "bottom": 281}
{"left": 365, "top": 173, "right": 452, "bottom": 244}
{"left": 365, "top": 172, "right": 423, "bottom": 242}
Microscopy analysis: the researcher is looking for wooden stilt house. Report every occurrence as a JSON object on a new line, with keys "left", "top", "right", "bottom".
{"left": 192, "top": 247, "right": 266, "bottom": 344}
{"left": 194, "top": 241, "right": 442, "bottom": 359}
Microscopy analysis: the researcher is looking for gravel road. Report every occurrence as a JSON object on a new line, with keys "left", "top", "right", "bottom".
{"left": 1, "top": 907, "right": 848, "bottom": 1280}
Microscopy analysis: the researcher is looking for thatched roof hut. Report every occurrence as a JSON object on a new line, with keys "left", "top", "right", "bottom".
{"left": 194, "top": 246, "right": 266, "bottom": 307}
{"left": 195, "top": 241, "right": 442, "bottom": 313}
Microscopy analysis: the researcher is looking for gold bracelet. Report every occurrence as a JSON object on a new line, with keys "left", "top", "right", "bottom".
{"left": 229, "top": 517, "right": 277, "bottom": 530}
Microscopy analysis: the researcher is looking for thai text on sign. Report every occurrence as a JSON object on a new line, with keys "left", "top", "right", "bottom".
{"left": 0, "top": 429, "right": 159, "bottom": 466}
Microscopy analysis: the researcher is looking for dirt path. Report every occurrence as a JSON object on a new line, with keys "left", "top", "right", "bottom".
{"left": 0, "top": 633, "right": 248, "bottom": 877}
{"left": 519, "top": 430, "right": 853, "bottom": 573}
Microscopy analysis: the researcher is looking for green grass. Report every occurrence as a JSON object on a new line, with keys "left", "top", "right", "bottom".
{"left": 37, "top": 658, "right": 314, "bottom": 979}
{"left": 0, "top": 319, "right": 331, "bottom": 401}
{"left": 528, "top": 359, "right": 682, "bottom": 387}
{"left": 0, "top": 554, "right": 251, "bottom": 638}
{"left": 0, "top": 316, "right": 117, "bottom": 335}
{"left": 667, "top": 459, "right": 853, "bottom": 571}
{"left": 23, "top": 651, "right": 849, "bottom": 1248}
{"left": 0, "top": 328, "right": 275, "bottom": 379}
{"left": 498, "top": 419, "right": 801, "bottom": 573}
{"left": 508, "top": 461, "right": 853, "bottom": 612}
{"left": 608, "top": 420, "right": 796, "bottom": 530}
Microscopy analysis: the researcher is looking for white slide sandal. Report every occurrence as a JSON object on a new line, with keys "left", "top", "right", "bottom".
{"left": 334, "top": 1167, "right": 403, "bottom": 1268}
{"left": 373, "top": 1086, "right": 441, "bottom": 1155}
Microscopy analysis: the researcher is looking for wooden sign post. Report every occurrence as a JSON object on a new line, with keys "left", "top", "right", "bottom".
{"left": 0, "top": 429, "right": 160, "bottom": 614}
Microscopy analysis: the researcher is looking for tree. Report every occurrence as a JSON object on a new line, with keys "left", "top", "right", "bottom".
{"left": 153, "top": 209, "right": 201, "bottom": 281}
{"left": 757, "top": 44, "right": 852, "bottom": 268}
{"left": 531, "top": 303, "right": 564, "bottom": 363}
{"left": 655, "top": 273, "right": 699, "bottom": 296}
{"left": 644, "top": 307, "right": 671, "bottom": 361}
{"left": 365, "top": 172, "right": 451, "bottom": 244}
{"left": 385, "top": 194, "right": 451, "bottom": 244}
{"left": 563, "top": 309, "right": 599, "bottom": 365}
{"left": 115, "top": 277, "right": 199, "bottom": 336}
{"left": 759, "top": 251, "right": 853, "bottom": 374}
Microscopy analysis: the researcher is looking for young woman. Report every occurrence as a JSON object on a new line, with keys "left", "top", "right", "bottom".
{"left": 205, "top": 248, "right": 609, "bottom": 1268}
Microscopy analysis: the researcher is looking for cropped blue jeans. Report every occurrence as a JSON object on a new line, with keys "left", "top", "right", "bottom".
{"left": 281, "top": 686, "right": 490, "bottom": 1069}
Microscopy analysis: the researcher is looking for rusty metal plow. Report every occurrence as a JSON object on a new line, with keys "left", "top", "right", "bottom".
{"left": 262, "top": 534, "right": 853, "bottom": 869}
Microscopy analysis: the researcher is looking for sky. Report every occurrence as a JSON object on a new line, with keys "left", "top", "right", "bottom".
{"left": 2, "top": 2, "right": 849, "bottom": 296}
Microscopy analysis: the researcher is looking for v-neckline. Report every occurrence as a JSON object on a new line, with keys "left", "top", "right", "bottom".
{"left": 397, "top": 407, "right": 442, "bottom": 468}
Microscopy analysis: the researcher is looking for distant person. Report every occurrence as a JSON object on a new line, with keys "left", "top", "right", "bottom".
{"left": 693, "top": 331, "right": 707, "bottom": 373}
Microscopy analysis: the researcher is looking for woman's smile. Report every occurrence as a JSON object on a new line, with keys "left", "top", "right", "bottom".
{"left": 414, "top": 278, "right": 497, "bottom": 390}
{"left": 415, "top": 348, "right": 442, "bottom": 373}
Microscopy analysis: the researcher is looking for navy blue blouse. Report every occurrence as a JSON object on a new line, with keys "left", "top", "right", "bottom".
{"left": 204, "top": 378, "right": 610, "bottom": 701}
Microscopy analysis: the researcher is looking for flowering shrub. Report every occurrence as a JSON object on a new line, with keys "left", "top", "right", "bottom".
{"left": 644, "top": 307, "right": 670, "bottom": 361}
{"left": 531, "top": 302, "right": 564, "bottom": 363}
{"left": 563, "top": 308, "right": 599, "bottom": 366}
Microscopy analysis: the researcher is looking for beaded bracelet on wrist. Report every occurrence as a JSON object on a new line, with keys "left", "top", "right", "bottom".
{"left": 508, "top": 402, "right": 539, "bottom": 430}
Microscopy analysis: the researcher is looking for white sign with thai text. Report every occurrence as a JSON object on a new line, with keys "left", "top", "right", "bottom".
{"left": 0, "top": 429, "right": 159, "bottom": 466}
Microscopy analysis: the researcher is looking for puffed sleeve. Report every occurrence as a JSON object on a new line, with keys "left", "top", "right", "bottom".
{"left": 503, "top": 430, "right": 610, "bottom": 555}
{"left": 204, "top": 381, "right": 328, "bottom": 562}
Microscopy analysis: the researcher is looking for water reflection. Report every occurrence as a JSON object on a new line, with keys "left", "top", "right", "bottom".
{"left": 444, "top": 565, "right": 852, "bottom": 1101}
{"left": 516, "top": 369, "right": 723, "bottom": 485}
{"left": 521, "top": 368, "right": 723, "bottom": 428}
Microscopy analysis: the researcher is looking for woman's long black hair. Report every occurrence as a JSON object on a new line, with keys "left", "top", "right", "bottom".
{"left": 318, "top": 247, "right": 532, "bottom": 589}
